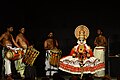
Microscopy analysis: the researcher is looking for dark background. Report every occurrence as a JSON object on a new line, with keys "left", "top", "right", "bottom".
{"left": 0, "top": 0, "right": 120, "bottom": 77}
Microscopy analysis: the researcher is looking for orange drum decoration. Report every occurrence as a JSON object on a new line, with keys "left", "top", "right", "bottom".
{"left": 5, "top": 49, "right": 24, "bottom": 60}
{"left": 49, "top": 48, "right": 62, "bottom": 67}
{"left": 22, "top": 47, "right": 40, "bottom": 66}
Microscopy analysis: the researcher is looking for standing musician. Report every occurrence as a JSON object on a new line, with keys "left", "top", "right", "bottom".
{"left": 44, "top": 32, "right": 58, "bottom": 50}
{"left": 0, "top": 25, "right": 20, "bottom": 80}
{"left": 93, "top": 29, "right": 107, "bottom": 77}
{"left": 15, "top": 26, "right": 36, "bottom": 79}
{"left": 15, "top": 26, "right": 29, "bottom": 78}
{"left": 44, "top": 32, "right": 60, "bottom": 77}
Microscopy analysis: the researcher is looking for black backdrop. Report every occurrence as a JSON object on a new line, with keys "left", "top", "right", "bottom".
{"left": 0, "top": 1, "right": 120, "bottom": 77}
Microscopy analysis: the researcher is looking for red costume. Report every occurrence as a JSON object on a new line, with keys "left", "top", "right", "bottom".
{"left": 70, "top": 43, "right": 93, "bottom": 60}
{"left": 59, "top": 25, "right": 105, "bottom": 78}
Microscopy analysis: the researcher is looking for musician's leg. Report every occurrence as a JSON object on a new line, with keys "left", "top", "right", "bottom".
{"left": 45, "top": 51, "right": 51, "bottom": 76}
{"left": 13, "top": 48, "right": 26, "bottom": 78}
{"left": 45, "top": 58, "right": 51, "bottom": 76}
{"left": 4, "top": 58, "right": 11, "bottom": 75}
{"left": 93, "top": 48, "right": 105, "bottom": 77}
{"left": 4, "top": 58, "right": 13, "bottom": 80}
{"left": 15, "top": 58, "right": 25, "bottom": 78}
{"left": 51, "top": 66, "right": 58, "bottom": 76}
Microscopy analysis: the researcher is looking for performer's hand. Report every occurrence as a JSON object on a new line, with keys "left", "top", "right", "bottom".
{"left": 72, "top": 53, "right": 76, "bottom": 58}
{"left": 87, "top": 53, "right": 90, "bottom": 58}
{"left": 28, "top": 45, "right": 33, "bottom": 48}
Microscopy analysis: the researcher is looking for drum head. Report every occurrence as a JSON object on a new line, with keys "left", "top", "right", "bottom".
{"left": 50, "top": 48, "right": 60, "bottom": 53}
{"left": 6, "top": 50, "right": 13, "bottom": 59}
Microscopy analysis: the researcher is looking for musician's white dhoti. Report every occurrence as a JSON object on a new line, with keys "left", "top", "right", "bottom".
{"left": 14, "top": 49, "right": 26, "bottom": 78}
{"left": 3, "top": 45, "right": 23, "bottom": 75}
{"left": 15, "top": 58, "right": 26, "bottom": 78}
{"left": 93, "top": 46, "right": 105, "bottom": 77}
{"left": 45, "top": 50, "right": 58, "bottom": 76}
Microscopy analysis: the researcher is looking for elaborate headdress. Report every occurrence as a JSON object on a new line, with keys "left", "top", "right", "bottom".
{"left": 74, "top": 25, "right": 89, "bottom": 40}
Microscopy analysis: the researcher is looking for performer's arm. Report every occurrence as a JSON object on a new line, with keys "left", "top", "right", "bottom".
{"left": 103, "top": 36, "right": 107, "bottom": 47}
{"left": 94, "top": 37, "right": 98, "bottom": 46}
{"left": 44, "top": 40, "right": 48, "bottom": 50}
{"left": 70, "top": 47, "right": 77, "bottom": 57}
{"left": 89, "top": 49, "right": 93, "bottom": 57}
{"left": 11, "top": 35, "right": 20, "bottom": 48}
{"left": 55, "top": 40, "right": 58, "bottom": 48}
{"left": 0, "top": 34, "right": 4, "bottom": 41}
{"left": 0, "top": 34, "right": 5, "bottom": 46}
{"left": 70, "top": 48, "right": 75, "bottom": 56}
{"left": 85, "top": 44, "right": 93, "bottom": 57}
{"left": 15, "top": 35, "right": 19, "bottom": 44}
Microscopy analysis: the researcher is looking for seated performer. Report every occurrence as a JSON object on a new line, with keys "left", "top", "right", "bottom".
{"left": 0, "top": 25, "right": 20, "bottom": 80}
{"left": 44, "top": 32, "right": 61, "bottom": 77}
{"left": 59, "top": 25, "right": 105, "bottom": 79}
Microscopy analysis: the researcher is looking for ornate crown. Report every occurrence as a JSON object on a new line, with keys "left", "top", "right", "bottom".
{"left": 74, "top": 25, "right": 89, "bottom": 40}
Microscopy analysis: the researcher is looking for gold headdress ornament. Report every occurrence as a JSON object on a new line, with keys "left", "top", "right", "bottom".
{"left": 74, "top": 25, "right": 89, "bottom": 40}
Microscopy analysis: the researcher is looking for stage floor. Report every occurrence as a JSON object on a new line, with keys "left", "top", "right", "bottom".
{"left": 38, "top": 76, "right": 117, "bottom": 80}
{"left": 0, "top": 75, "right": 117, "bottom": 80}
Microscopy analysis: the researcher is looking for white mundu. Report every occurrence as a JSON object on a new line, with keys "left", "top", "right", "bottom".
{"left": 93, "top": 46, "right": 105, "bottom": 77}
{"left": 3, "top": 45, "right": 22, "bottom": 75}
{"left": 45, "top": 50, "right": 59, "bottom": 76}
{"left": 94, "top": 46, "right": 105, "bottom": 62}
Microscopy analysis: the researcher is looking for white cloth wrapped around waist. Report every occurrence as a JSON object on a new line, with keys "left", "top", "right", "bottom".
{"left": 94, "top": 46, "right": 105, "bottom": 50}
{"left": 6, "top": 44, "right": 23, "bottom": 53}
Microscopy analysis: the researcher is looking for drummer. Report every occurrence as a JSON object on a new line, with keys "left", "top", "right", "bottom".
{"left": 0, "top": 25, "right": 20, "bottom": 80}
{"left": 15, "top": 26, "right": 29, "bottom": 78}
{"left": 93, "top": 29, "right": 107, "bottom": 77}
{"left": 44, "top": 32, "right": 59, "bottom": 77}
{"left": 15, "top": 26, "right": 35, "bottom": 79}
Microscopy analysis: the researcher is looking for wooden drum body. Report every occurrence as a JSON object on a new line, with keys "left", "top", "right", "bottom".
{"left": 5, "top": 49, "right": 24, "bottom": 60}
{"left": 49, "top": 49, "right": 62, "bottom": 67}
{"left": 22, "top": 47, "right": 40, "bottom": 66}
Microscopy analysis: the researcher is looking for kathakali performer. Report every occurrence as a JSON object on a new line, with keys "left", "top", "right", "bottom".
{"left": 59, "top": 25, "right": 105, "bottom": 79}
